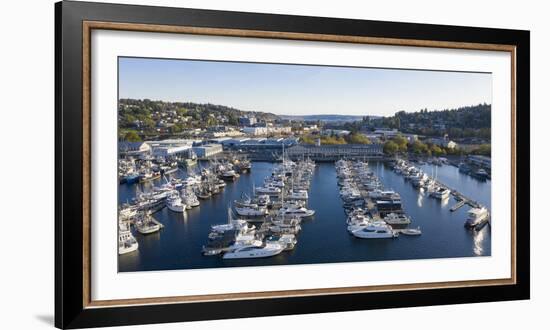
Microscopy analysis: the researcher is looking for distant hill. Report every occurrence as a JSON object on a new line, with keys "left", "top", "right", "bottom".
{"left": 280, "top": 114, "right": 378, "bottom": 122}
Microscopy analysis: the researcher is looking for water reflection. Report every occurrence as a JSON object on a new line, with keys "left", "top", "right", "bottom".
{"left": 417, "top": 192, "right": 424, "bottom": 207}
{"left": 472, "top": 225, "right": 487, "bottom": 256}
{"left": 440, "top": 196, "right": 449, "bottom": 207}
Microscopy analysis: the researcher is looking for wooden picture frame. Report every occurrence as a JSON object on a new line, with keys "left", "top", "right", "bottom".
{"left": 55, "top": 1, "right": 530, "bottom": 328}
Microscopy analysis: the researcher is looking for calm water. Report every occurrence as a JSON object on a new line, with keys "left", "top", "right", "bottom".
{"left": 118, "top": 162, "right": 491, "bottom": 272}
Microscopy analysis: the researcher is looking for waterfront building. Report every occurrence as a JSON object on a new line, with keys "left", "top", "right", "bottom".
{"left": 467, "top": 155, "right": 491, "bottom": 169}
{"left": 243, "top": 127, "right": 268, "bottom": 136}
{"left": 268, "top": 126, "right": 292, "bottom": 134}
{"left": 143, "top": 139, "right": 195, "bottom": 158}
{"left": 209, "top": 130, "right": 243, "bottom": 138}
{"left": 242, "top": 126, "right": 292, "bottom": 136}
{"left": 373, "top": 128, "right": 399, "bottom": 137}
{"left": 220, "top": 137, "right": 251, "bottom": 148}
{"left": 239, "top": 116, "right": 257, "bottom": 126}
{"left": 193, "top": 144, "right": 224, "bottom": 158}
{"left": 151, "top": 145, "right": 192, "bottom": 158}
{"left": 286, "top": 144, "right": 384, "bottom": 161}
{"left": 118, "top": 141, "right": 151, "bottom": 157}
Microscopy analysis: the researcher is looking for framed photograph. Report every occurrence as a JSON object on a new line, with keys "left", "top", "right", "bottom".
{"left": 55, "top": 1, "right": 530, "bottom": 328}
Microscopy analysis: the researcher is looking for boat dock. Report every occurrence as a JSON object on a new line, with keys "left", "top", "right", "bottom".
{"left": 450, "top": 199, "right": 466, "bottom": 212}
{"left": 150, "top": 218, "right": 165, "bottom": 229}
{"left": 392, "top": 159, "right": 486, "bottom": 213}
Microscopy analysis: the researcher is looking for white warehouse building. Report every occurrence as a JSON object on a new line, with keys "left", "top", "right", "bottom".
{"left": 151, "top": 145, "right": 192, "bottom": 158}
{"left": 193, "top": 144, "right": 224, "bottom": 158}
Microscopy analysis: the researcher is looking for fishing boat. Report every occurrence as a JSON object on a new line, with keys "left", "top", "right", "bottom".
{"left": 221, "top": 169, "right": 239, "bottom": 181}
{"left": 178, "top": 157, "right": 197, "bottom": 168}
{"left": 118, "top": 223, "right": 138, "bottom": 254}
{"left": 135, "top": 214, "right": 161, "bottom": 235}
{"left": 181, "top": 189, "right": 200, "bottom": 208}
{"left": 139, "top": 170, "right": 161, "bottom": 183}
{"left": 118, "top": 206, "right": 137, "bottom": 222}
{"left": 181, "top": 174, "right": 202, "bottom": 188}
{"left": 166, "top": 191, "right": 186, "bottom": 212}
{"left": 196, "top": 186, "right": 212, "bottom": 200}
{"left": 123, "top": 172, "right": 140, "bottom": 184}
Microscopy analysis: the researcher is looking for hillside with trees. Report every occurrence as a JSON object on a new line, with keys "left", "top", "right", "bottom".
{"left": 118, "top": 98, "right": 280, "bottom": 138}
{"left": 363, "top": 104, "right": 491, "bottom": 139}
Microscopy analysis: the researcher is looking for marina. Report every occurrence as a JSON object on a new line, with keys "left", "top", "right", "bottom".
{"left": 118, "top": 157, "right": 491, "bottom": 272}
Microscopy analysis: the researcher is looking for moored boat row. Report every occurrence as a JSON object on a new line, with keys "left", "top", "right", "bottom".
{"left": 202, "top": 154, "right": 317, "bottom": 259}
{"left": 391, "top": 158, "right": 490, "bottom": 229}
{"left": 335, "top": 159, "right": 420, "bottom": 239}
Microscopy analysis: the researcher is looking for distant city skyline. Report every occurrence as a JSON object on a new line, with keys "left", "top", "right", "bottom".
{"left": 119, "top": 57, "right": 492, "bottom": 117}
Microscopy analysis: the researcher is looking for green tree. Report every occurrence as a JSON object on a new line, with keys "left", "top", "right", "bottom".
{"left": 392, "top": 135, "right": 408, "bottom": 152}
{"left": 383, "top": 141, "right": 399, "bottom": 154}
{"left": 300, "top": 135, "right": 316, "bottom": 144}
{"left": 472, "top": 144, "right": 491, "bottom": 156}
{"left": 430, "top": 145, "right": 443, "bottom": 156}
{"left": 347, "top": 133, "right": 371, "bottom": 144}
{"left": 124, "top": 130, "right": 142, "bottom": 142}
{"left": 410, "top": 141, "right": 428, "bottom": 154}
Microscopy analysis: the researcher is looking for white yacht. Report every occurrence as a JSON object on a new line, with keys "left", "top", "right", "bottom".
{"left": 269, "top": 224, "right": 301, "bottom": 234}
{"left": 222, "top": 242, "right": 285, "bottom": 259}
{"left": 278, "top": 206, "right": 315, "bottom": 218}
{"left": 281, "top": 200, "right": 306, "bottom": 210}
{"left": 431, "top": 187, "right": 451, "bottom": 199}
{"left": 255, "top": 184, "right": 281, "bottom": 195}
{"left": 401, "top": 227, "right": 422, "bottom": 236}
{"left": 228, "top": 234, "right": 264, "bottom": 251}
{"left": 465, "top": 207, "right": 489, "bottom": 227}
{"left": 234, "top": 199, "right": 269, "bottom": 216}
{"left": 271, "top": 216, "right": 301, "bottom": 227}
{"left": 166, "top": 192, "right": 186, "bottom": 212}
{"left": 118, "top": 223, "right": 138, "bottom": 254}
{"left": 211, "top": 209, "right": 257, "bottom": 234}
{"left": 288, "top": 190, "right": 308, "bottom": 200}
{"left": 352, "top": 222, "right": 397, "bottom": 239}
{"left": 181, "top": 189, "right": 200, "bottom": 208}
{"left": 256, "top": 194, "right": 270, "bottom": 207}
{"left": 119, "top": 206, "right": 137, "bottom": 222}
{"left": 182, "top": 175, "right": 202, "bottom": 187}
{"left": 221, "top": 169, "right": 238, "bottom": 181}
{"left": 135, "top": 216, "right": 161, "bottom": 235}
{"left": 269, "top": 234, "right": 297, "bottom": 251}
{"left": 383, "top": 213, "right": 412, "bottom": 225}
{"left": 347, "top": 217, "right": 371, "bottom": 233}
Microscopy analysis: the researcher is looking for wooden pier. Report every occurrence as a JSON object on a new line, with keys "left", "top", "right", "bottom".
{"left": 432, "top": 180, "right": 482, "bottom": 211}
{"left": 450, "top": 199, "right": 466, "bottom": 212}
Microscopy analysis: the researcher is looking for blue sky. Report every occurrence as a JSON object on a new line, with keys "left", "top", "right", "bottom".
{"left": 119, "top": 57, "right": 491, "bottom": 116}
